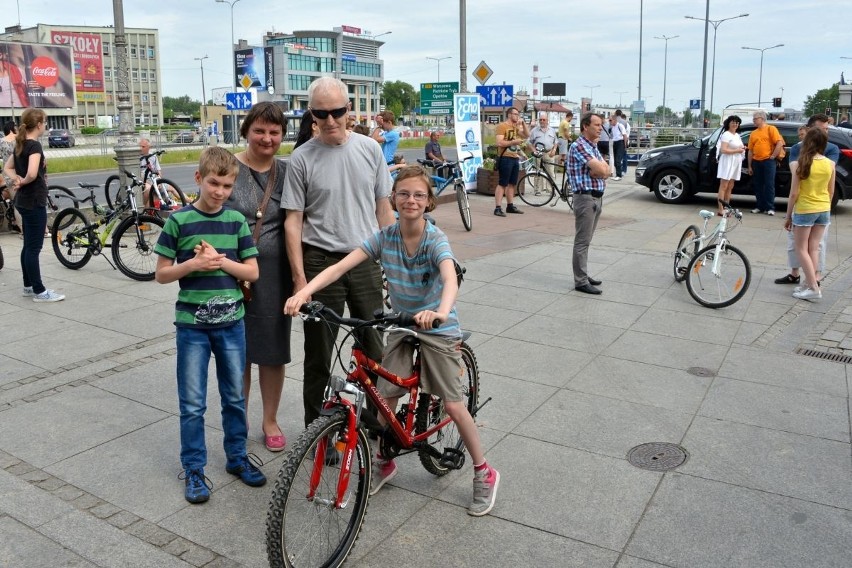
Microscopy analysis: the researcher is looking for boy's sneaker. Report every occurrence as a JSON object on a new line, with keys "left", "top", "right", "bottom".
{"left": 506, "top": 204, "right": 524, "bottom": 214}
{"left": 180, "top": 468, "right": 211, "bottom": 504}
{"left": 33, "top": 290, "right": 65, "bottom": 303}
{"left": 22, "top": 286, "right": 35, "bottom": 297}
{"left": 226, "top": 454, "right": 267, "bottom": 487}
{"left": 494, "top": 207, "right": 506, "bottom": 217}
{"left": 468, "top": 466, "right": 500, "bottom": 517}
{"left": 369, "top": 459, "right": 398, "bottom": 496}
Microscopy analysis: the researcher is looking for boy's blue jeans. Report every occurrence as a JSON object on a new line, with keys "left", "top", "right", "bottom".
{"left": 176, "top": 320, "right": 248, "bottom": 471}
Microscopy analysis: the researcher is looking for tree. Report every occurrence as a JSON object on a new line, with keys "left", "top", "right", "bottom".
{"left": 381, "top": 80, "right": 417, "bottom": 114}
{"left": 803, "top": 83, "right": 840, "bottom": 117}
{"left": 681, "top": 110, "right": 694, "bottom": 127}
{"left": 163, "top": 95, "right": 201, "bottom": 120}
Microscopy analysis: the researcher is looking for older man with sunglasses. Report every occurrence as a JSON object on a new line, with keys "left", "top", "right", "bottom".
{"left": 283, "top": 77, "right": 396, "bottom": 428}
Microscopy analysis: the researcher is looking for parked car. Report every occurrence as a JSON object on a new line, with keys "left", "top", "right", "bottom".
{"left": 48, "top": 129, "right": 75, "bottom": 148}
{"left": 628, "top": 131, "right": 651, "bottom": 148}
{"left": 173, "top": 131, "right": 195, "bottom": 143}
{"left": 635, "top": 120, "right": 852, "bottom": 207}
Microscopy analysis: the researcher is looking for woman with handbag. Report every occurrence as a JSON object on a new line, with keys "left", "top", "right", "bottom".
{"left": 228, "top": 102, "right": 292, "bottom": 451}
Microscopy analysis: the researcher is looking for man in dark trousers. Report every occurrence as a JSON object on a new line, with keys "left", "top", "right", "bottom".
{"left": 566, "top": 113, "right": 609, "bottom": 295}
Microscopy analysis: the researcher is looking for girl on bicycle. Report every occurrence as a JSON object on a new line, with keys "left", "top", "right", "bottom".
{"left": 284, "top": 165, "right": 499, "bottom": 517}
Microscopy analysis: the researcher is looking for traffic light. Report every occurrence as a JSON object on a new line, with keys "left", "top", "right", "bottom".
{"left": 772, "top": 97, "right": 782, "bottom": 107}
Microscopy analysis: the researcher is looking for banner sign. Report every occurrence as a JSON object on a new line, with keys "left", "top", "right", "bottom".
{"left": 50, "top": 31, "right": 105, "bottom": 102}
{"left": 0, "top": 41, "right": 75, "bottom": 109}
{"left": 453, "top": 93, "right": 484, "bottom": 191}
{"left": 234, "top": 47, "right": 274, "bottom": 91}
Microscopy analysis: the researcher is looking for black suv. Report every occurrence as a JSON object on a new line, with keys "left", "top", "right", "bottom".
{"left": 635, "top": 121, "right": 852, "bottom": 207}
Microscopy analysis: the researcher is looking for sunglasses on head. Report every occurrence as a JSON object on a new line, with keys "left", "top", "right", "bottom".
{"left": 311, "top": 106, "right": 348, "bottom": 120}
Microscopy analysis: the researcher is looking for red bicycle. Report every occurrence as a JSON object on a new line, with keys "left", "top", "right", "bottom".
{"left": 266, "top": 301, "right": 485, "bottom": 568}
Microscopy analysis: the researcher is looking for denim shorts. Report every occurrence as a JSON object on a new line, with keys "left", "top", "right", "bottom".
{"left": 792, "top": 211, "right": 830, "bottom": 227}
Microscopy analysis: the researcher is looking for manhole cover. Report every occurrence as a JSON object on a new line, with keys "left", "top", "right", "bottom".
{"left": 686, "top": 367, "right": 716, "bottom": 377}
{"left": 627, "top": 443, "right": 688, "bottom": 471}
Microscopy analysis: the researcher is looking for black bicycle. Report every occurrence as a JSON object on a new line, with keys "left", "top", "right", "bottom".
{"left": 104, "top": 150, "right": 187, "bottom": 214}
{"left": 516, "top": 143, "right": 573, "bottom": 210}
{"left": 52, "top": 171, "right": 165, "bottom": 281}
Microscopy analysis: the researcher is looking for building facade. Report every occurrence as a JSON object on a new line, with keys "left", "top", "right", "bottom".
{"left": 1, "top": 23, "right": 163, "bottom": 129}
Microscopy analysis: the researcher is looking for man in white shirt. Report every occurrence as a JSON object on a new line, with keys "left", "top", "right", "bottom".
{"left": 615, "top": 110, "right": 631, "bottom": 175}
{"left": 528, "top": 111, "right": 558, "bottom": 179}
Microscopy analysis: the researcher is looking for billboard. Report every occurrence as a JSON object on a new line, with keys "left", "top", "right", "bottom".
{"left": 50, "top": 31, "right": 105, "bottom": 103}
{"left": 0, "top": 41, "right": 75, "bottom": 109}
{"left": 542, "top": 82, "right": 566, "bottom": 97}
{"left": 234, "top": 47, "right": 274, "bottom": 91}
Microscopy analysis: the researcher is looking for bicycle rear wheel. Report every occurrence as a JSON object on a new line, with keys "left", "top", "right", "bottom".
{"left": 673, "top": 224, "right": 700, "bottom": 283}
{"left": 51, "top": 208, "right": 93, "bottom": 269}
{"left": 111, "top": 214, "right": 164, "bottom": 281}
{"left": 267, "top": 409, "right": 371, "bottom": 568}
{"left": 104, "top": 174, "right": 122, "bottom": 210}
{"left": 517, "top": 172, "right": 556, "bottom": 207}
{"left": 685, "top": 243, "right": 751, "bottom": 308}
{"left": 455, "top": 182, "right": 472, "bottom": 231}
{"left": 415, "top": 341, "right": 480, "bottom": 476}
{"left": 48, "top": 186, "right": 80, "bottom": 229}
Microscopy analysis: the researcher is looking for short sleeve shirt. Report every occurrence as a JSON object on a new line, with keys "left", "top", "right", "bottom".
{"left": 567, "top": 135, "right": 606, "bottom": 193}
{"left": 528, "top": 125, "right": 557, "bottom": 152}
{"left": 425, "top": 140, "right": 442, "bottom": 159}
{"left": 496, "top": 120, "right": 524, "bottom": 159}
{"left": 380, "top": 128, "right": 401, "bottom": 163}
{"left": 748, "top": 124, "right": 784, "bottom": 160}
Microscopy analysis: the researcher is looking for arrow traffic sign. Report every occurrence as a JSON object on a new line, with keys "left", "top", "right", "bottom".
{"left": 226, "top": 92, "right": 253, "bottom": 111}
{"left": 475, "top": 85, "right": 514, "bottom": 107}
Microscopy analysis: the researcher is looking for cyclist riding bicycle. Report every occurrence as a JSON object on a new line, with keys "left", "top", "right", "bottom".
{"left": 284, "top": 165, "right": 499, "bottom": 516}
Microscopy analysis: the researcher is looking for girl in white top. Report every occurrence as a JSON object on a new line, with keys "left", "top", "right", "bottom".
{"left": 715, "top": 115, "right": 745, "bottom": 215}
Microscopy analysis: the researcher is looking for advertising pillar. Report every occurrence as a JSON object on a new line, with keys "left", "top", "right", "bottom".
{"left": 453, "top": 93, "right": 483, "bottom": 191}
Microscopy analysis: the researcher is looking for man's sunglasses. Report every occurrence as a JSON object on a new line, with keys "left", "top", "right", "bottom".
{"left": 311, "top": 106, "right": 348, "bottom": 120}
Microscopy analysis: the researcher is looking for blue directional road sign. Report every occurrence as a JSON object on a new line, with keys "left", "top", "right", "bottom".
{"left": 476, "top": 85, "right": 514, "bottom": 107}
{"left": 226, "top": 92, "right": 253, "bottom": 111}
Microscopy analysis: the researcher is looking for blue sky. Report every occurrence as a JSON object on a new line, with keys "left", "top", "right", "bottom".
{"left": 21, "top": 0, "right": 849, "bottom": 115}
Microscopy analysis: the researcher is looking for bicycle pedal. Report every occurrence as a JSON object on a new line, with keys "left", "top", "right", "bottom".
{"left": 438, "top": 448, "right": 465, "bottom": 470}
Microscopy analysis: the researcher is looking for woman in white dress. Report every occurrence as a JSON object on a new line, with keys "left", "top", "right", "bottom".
{"left": 716, "top": 115, "right": 745, "bottom": 215}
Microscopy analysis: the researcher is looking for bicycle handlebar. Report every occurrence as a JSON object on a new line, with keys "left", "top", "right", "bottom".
{"left": 141, "top": 150, "right": 166, "bottom": 160}
{"left": 299, "top": 301, "right": 438, "bottom": 330}
{"left": 718, "top": 200, "right": 743, "bottom": 220}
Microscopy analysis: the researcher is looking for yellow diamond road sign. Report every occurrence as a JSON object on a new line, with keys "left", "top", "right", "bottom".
{"left": 240, "top": 74, "right": 253, "bottom": 91}
{"left": 473, "top": 61, "right": 493, "bottom": 86}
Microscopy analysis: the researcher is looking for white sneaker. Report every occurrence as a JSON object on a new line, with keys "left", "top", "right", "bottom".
{"left": 22, "top": 286, "right": 35, "bottom": 297}
{"left": 751, "top": 208, "right": 762, "bottom": 214}
{"left": 766, "top": 210, "right": 775, "bottom": 216}
{"left": 793, "top": 287, "right": 821, "bottom": 300}
{"left": 33, "top": 289, "right": 65, "bottom": 303}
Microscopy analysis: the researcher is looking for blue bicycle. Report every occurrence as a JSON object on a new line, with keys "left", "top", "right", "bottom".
{"left": 417, "top": 155, "right": 474, "bottom": 231}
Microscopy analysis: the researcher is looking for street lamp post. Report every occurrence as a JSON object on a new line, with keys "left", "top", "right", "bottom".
{"left": 195, "top": 56, "right": 209, "bottom": 145}
{"left": 685, "top": 12, "right": 748, "bottom": 121}
{"left": 583, "top": 84, "right": 600, "bottom": 100}
{"left": 654, "top": 35, "right": 678, "bottom": 127}
{"left": 614, "top": 91, "right": 628, "bottom": 107}
{"left": 215, "top": 0, "right": 242, "bottom": 145}
{"left": 426, "top": 56, "right": 451, "bottom": 82}
{"left": 742, "top": 44, "right": 784, "bottom": 107}
{"left": 111, "top": 0, "right": 136, "bottom": 194}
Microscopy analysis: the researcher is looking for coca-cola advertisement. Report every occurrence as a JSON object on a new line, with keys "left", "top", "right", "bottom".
{"left": 50, "top": 32, "right": 105, "bottom": 103}
{"left": 0, "top": 41, "right": 74, "bottom": 109}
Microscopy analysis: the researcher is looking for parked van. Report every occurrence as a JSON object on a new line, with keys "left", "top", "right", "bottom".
{"left": 720, "top": 106, "right": 770, "bottom": 124}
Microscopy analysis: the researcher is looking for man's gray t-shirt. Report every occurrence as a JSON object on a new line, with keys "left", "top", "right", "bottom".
{"left": 282, "top": 132, "right": 392, "bottom": 254}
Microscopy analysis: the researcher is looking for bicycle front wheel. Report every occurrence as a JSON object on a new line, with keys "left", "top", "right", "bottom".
{"left": 147, "top": 178, "right": 188, "bottom": 211}
{"left": 267, "top": 409, "right": 371, "bottom": 568}
{"left": 52, "top": 208, "right": 93, "bottom": 269}
{"left": 415, "top": 341, "right": 480, "bottom": 476}
{"left": 685, "top": 243, "right": 751, "bottom": 308}
{"left": 673, "top": 224, "right": 700, "bottom": 283}
{"left": 517, "top": 172, "right": 556, "bottom": 207}
{"left": 455, "top": 182, "right": 472, "bottom": 231}
{"left": 111, "top": 214, "right": 164, "bottom": 281}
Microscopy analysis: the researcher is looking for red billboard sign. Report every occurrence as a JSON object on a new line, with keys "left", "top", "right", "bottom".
{"left": 0, "top": 42, "right": 75, "bottom": 109}
{"left": 50, "top": 31, "right": 105, "bottom": 103}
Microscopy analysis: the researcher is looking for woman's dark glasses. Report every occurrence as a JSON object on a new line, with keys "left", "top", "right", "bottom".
{"left": 311, "top": 107, "right": 348, "bottom": 120}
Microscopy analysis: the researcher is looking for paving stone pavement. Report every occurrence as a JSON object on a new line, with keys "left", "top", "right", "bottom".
{"left": 1, "top": 179, "right": 851, "bottom": 567}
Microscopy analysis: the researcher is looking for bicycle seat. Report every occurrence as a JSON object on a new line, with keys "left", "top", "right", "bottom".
{"left": 78, "top": 183, "right": 100, "bottom": 189}
{"left": 417, "top": 159, "right": 436, "bottom": 167}
{"left": 698, "top": 210, "right": 714, "bottom": 219}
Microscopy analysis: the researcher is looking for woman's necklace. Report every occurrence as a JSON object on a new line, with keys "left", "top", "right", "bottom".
{"left": 242, "top": 151, "right": 271, "bottom": 219}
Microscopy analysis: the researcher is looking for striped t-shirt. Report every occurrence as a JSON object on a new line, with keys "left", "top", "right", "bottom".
{"left": 361, "top": 222, "right": 461, "bottom": 338}
{"left": 154, "top": 205, "right": 258, "bottom": 328}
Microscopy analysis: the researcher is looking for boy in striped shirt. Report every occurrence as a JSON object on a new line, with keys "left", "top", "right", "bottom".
{"left": 154, "top": 147, "right": 263, "bottom": 504}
